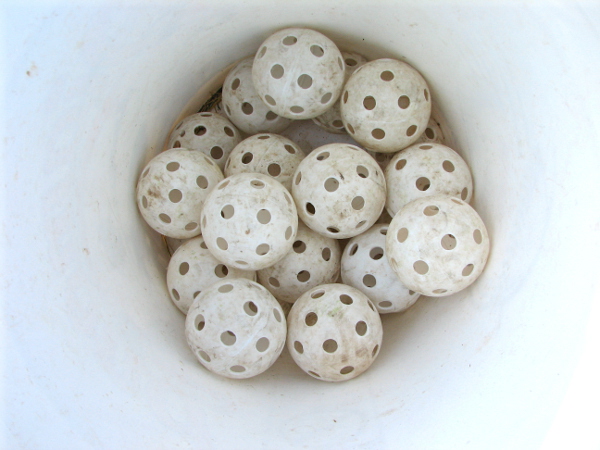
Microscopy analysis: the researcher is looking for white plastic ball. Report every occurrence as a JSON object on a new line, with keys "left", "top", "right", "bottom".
{"left": 136, "top": 148, "right": 224, "bottom": 239}
{"left": 341, "top": 223, "right": 420, "bottom": 314}
{"left": 167, "top": 236, "right": 256, "bottom": 314}
{"left": 201, "top": 173, "right": 298, "bottom": 270}
{"left": 385, "top": 142, "right": 473, "bottom": 217}
{"left": 312, "top": 51, "right": 369, "bottom": 134}
{"left": 257, "top": 221, "right": 341, "bottom": 303}
{"left": 222, "top": 56, "right": 292, "bottom": 134}
{"left": 252, "top": 28, "right": 345, "bottom": 120}
{"left": 167, "top": 112, "right": 242, "bottom": 170}
{"left": 287, "top": 284, "right": 383, "bottom": 382}
{"left": 224, "top": 133, "right": 304, "bottom": 191}
{"left": 292, "top": 143, "right": 386, "bottom": 239}
{"left": 185, "top": 278, "right": 286, "bottom": 379}
{"left": 416, "top": 116, "right": 445, "bottom": 144}
{"left": 386, "top": 195, "right": 490, "bottom": 297}
{"left": 340, "top": 58, "right": 431, "bottom": 153}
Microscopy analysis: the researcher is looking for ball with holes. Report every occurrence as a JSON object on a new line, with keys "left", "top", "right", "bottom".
{"left": 416, "top": 114, "right": 445, "bottom": 145}
{"left": 312, "top": 51, "right": 369, "bottom": 134}
{"left": 224, "top": 133, "right": 305, "bottom": 191}
{"left": 185, "top": 278, "right": 287, "bottom": 379}
{"left": 257, "top": 221, "right": 341, "bottom": 303}
{"left": 386, "top": 195, "right": 490, "bottom": 296}
{"left": 385, "top": 142, "right": 473, "bottom": 217}
{"left": 287, "top": 284, "right": 383, "bottom": 382}
{"left": 222, "top": 56, "right": 292, "bottom": 134}
{"left": 167, "top": 112, "right": 241, "bottom": 170}
{"left": 340, "top": 58, "right": 431, "bottom": 153}
{"left": 292, "top": 143, "right": 386, "bottom": 239}
{"left": 136, "top": 148, "right": 224, "bottom": 239}
{"left": 341, "top": 223, "right": 420, "bottom": 314}
{"left": 201, "top": 173, "right": 298, "bottom": 270}
{"left": 252, "top": 28, "right": 346, "bottom": 120}
{"left": 167, "top": 235, "right": 256, "bottom": 314}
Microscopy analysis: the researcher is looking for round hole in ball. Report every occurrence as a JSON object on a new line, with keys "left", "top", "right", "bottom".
{"left": 397, "top": 227, "right": 409, "bottom": 243}
{"left": 294, "top": 341, "right": 304, "bottom": 354}
{"left": 285, "top": 226, "right": 293, "bottom": 240}
{"left": 372, "top": 345, "right": 379, "bottom": 357}
{"left": 441, "top": 234, "right": 457, "bottom": 250}
{"left": 218, "top": 283, "right": 233, "bottom": 293}
{"left": 297, "top": 270, "right": 311, "bottom": 282}
{"left": 264, "top": 95, "right": 276, "bottom": 106}
{"left": 200, "top": 113, "right": 212, "bottom": 117}
{"left": 395, "top": 159, "right": 407, "bottom": 170}
{"left": 327, "top": 226, "right": 339, "bottom": 234}
{"left": 273, "top": 308, "right": 282, "bottom": 322}
{"left": 462, "top": 264, "right": 475, "bottom": 276}
{"left": 257, "top": 209, "right": 271, "bottom": 224}
{"left": 416, "top": 177, "right": 431, "bottom": 191}
{"left": 355, "top": 321, "right": 368, "bottom": 336}
{"left": 310, "top": 45, "right": 324, "bottom": 57}
{"left": 185, "top": 222, "right": 198, "bottom": 231}
{"left": 173, "top": 141, "right": 181, "bottom": 148}
{"left": 424, "top": 205, "right": 439, "bottom": 216}
{"left": 338, "top": 57, "right": 344, "bottom": 70}
{"left": 324, "top": 177, "right": 339, "bottom": 192}
{"left": 259, "top": 134, "right": 270, "bottom": 140}
{"left": 369, "top": 247, "right": 384, "bottom": 260}
{"left": 420, "top": 144, "right": 433, "bottom": 150}
{"left": 321, "top": 92, "right": 333, "bottom": 104}
{"left": 217, "top": 180, "right": 230, "bottom": 191}
{"left": 352, "top": 196, "right": 365, "bottom": 210}
{"left": 380, "top": 227, "right": 388, "bottom": 235}
{"left": 306, "top": 202, "right": 316, "bottom": 215}
{"left": 308, "top": 371, "right": 321, "bottom": 378}
{"left": 343, "top": 91, "right": 349, "bottom": 103}
{"left": 241, "top": 102, "right": 253, "bottom": 115}
{"left": 194, "top": 126, "right": 206, "bottom": 136}
{"left": 224, "top": 127, "right": 234, "bottom": 137}
{"left": 241, "top": 152, "right": 253, "bottom": 164}
{"left": 230, "top": 365, "right": 246, "bottom": 373}
{"left": 323, "top": 339, "right": 338, "bottom": 353}
{"left": 356, "top": 220, "right": 367, "bottom": 229}
{"left": 221, "top": 204, "right": 234, "bottom": 219}
{"left": 433, "top": 288, "right": 448, "bottom": 294}
{"left": 372, "top": 128, "right": 385, "bottom": 140}
{"left": 175, "top": 121, "right": 183, "bottom": 130}
{"left": 220, "top": 331, "right": 236, "bottom": 346}
{"left": 443, "top": 160, "right": 455, "bottom": 172}
{"left": 293, "top": 240, "right": 306, "bottom": 253}
{"left": 179, "top": 262, "right": 189, "bottom": 275}
{"left": 250, "top": 179, "right": 265, "bottom": 189}
{"left": 424, "top": 89, "right": 430, "bottom": 101}
{"left": 231, "top": 78, "right": 240, "bottom": 90}
{"left": 283, "top": 35, "right": 297, "bottom": 45}
{"left": 345, "top": 57, "right": 357, "bottom": 66}
{"left": 256, "top": 243, "right": 270, "bottom": 256}
{"left": 209, "top": 146, "right": 224, "bottom": 160}
{"left": 461, "top": 187, "right": 469, "bottom": 200}
{"left": 348, "top": 243, "right": 359, "bottom": 256}
{"left": 214, "top": 264, "right": 229, "bottom": 278}
{"left": 356, "top": 165, "right": 369, "bottom": 178}
{"left": 425, "top": 128, "right": 435, "bottom": 139}
{"left": 267, "top": 163, "right": 281, "bottom": 177}
{"left": 332, "top": 120, "right": 344, "bottom": 129}
{"left": 340, "top": 294, "right": 353, "bottom": 305}
{"left": 202, "top": 215, "right": 207, "bottom": 228}
{"left": 473, "top": 229, "right": 483, "bottom": 244}
{"left": 295, "top": 172, "right": 302, "bottom": 185}
{"left": 270, "top": 64, "right": 284, "bottom": 79}
{"left": 199, "top": 240, "right": 208, "bottom": 250}
{"left": 196, "top": 176, "right": 208, "bottom": 189}
{"left": 398, "top": 95, "right": 410, "bottom": 109}
{"left": 217, "top": 237, "right": 228, "bottom": 251}
{"left": 235, "top": 260, "right": 248, "bottom": 266}
{"left": 346, "top": 123, "right": 355, "bottom": 134}
{"left": 171, "top": 288, "right": 180, "bottom": 301}
{"left": 368, "top": 300, "right": 376, "bottom": 311}
{"left": 141, "top": 196, "right": 148, "bottom": 208}
{"left": 194, "top": 314, "right": 205, "bottom": 331}
{"left": 290, "top": 106, "right": 304, "bottom": 114}
{"left": 254, "top": 337, "right": 270, "bottom": 353}
{"left": 379, "top": 301, "right": 392, "bottom": 308}
{"left": 406, "top": 125, "right": 418, "bottom": 136}
{"left": 284, "top": 144, "right": 296, "bottom": 154}
{"left": 198, "top": 350, "right": 210, "bottom": 362}
{"left": 297, "top": 74, "right": 313, "bottom": 89}
{"left": 363, "top": 274, "right": 377, "bottom": 287}
{"left": 268, "top": 277, "right": 280, "bottom": 287}
{"left": 380, "top": 70, "right": 394, "bottom": 81}
{"left": 243, "top": 301, "right": 258, "bottom": 317}
{"left": 266, "top": 111, "right": 277, "bottom": 121}
{"left": 311, "top": 289, "right": 325, "bottom": 299}
{"left": 340, "top": 366, "right": 354, "bottom": 375}
{"left": 305, "top": 312, "right": 318, "bottom": 326}
{"left": 166, "top": 161, "right": 180, "bottom": 172}
{"left": 413, "top": 260, "right": 429, "bottom": 275}
{"left": 363, "top": 96, "right": 376, "bottom": 110}
{"left": 159, "top": 213, "right": 171, "bottom": 224}
{"left": 322, "top": 247, "right": 331, "bottom": 261}
{"left": 258, "top": 46, "right": 267, "bottom": 58}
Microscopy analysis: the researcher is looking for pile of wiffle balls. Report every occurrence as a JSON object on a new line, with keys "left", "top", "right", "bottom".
{"left": 136, "top": 28, "right": 490, "bottom": 382}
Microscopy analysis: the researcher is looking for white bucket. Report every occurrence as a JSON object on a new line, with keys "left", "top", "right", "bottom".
{"left": 3, "top": 2, "right": 600, "bottom": 448}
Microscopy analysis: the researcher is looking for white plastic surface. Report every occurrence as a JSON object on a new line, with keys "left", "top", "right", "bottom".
{"left": 3, "top": 3, "right": 600, "bottom": 449}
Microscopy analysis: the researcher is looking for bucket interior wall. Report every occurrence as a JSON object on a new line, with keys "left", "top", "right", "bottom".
{"left": 3, "top": 2, "right": 600, "bottom": 448}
